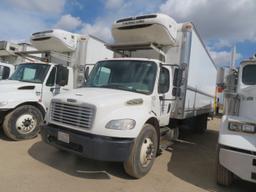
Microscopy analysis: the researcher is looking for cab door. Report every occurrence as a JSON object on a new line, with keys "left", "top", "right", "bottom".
{"left": 41, "top": 65, "right": 71, "bottom": 110}
{"left": 157, "top": 66, "right": 174, "bottom": 126}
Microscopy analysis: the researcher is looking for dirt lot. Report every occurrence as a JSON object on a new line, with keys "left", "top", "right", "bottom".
{"left": 0, "top": 118, "right": 255, "bottom": 192}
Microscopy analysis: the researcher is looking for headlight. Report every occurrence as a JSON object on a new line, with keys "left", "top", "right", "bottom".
{"left": 106, "top": 119, "right": 136, "bottom": 130}
{"left": 0, "top": 101, "right": 8, "bottom": 107}
{"left": 242, "top": 124, "right": 256, "bottom": 133}
{"left": 229, "top": 122, "right": 256, "bottom": 133}
{"left": 229, "top": 122, "right": 242, "bottom": 132}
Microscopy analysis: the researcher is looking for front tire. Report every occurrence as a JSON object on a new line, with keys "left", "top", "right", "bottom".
{"left": 124, "top": 124, "right": 158, "bottom": 178}
{"left": 3, "top": 105, "right": 43, "bottom": 141}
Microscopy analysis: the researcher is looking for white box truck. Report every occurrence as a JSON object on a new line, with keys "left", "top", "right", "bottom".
{"left": 216, "top": 56, "right": 256, "bottom": 186}
{"left": 0, "top": 29, "right": 113, "bottom": 140}
{"left": 41, "top": 14, "right": 217, "bottom": 178}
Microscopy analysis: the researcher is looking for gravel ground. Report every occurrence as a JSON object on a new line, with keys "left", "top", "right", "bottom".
{"left": 0, "top": 118, "right": 255, "bottom": 192}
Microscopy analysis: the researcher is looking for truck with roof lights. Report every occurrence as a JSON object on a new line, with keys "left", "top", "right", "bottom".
{"left": 216, "top": 56, "right": 256, "bottom": 186}
{"left": 41, "top": 14, "right": 217, "bottom": 178}
{"left": 0, "top": 29, "right": 113, "bottom": 140}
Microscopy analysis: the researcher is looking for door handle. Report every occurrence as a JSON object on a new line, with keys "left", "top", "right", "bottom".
{"left": 167, "top": 103, "right": 171, "bottom": 113}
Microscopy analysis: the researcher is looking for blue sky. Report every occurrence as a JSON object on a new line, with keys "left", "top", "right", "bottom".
{"left": 0, "top": 0, "right": 255, "bottom": 67}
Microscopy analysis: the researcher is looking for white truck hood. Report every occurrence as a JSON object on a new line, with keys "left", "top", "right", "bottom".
{"left": 53, "top": 87, "right": 148, "bottom": 107}
{"left": 49, "top": 87, "right": 153, "bottom": 138}
{"left": 0, "top": 80, "right": 37, "bottom": 92}
{"left": 0, "top": 80, "right": 42, "bottom": 109}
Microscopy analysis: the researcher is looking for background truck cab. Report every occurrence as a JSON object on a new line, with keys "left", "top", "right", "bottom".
{"left": 0, "top": 29, "right": 113, "bottom": 141}
{"left": 217, "top": 56, "right": 256, "bottom": 186}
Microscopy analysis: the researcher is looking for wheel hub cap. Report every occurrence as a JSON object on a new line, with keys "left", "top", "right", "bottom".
{"left": 16, "top": 114, "right": 37, "bottom": 134}
{"left": 140, "top": 138, "right": 154, "bottom": 167}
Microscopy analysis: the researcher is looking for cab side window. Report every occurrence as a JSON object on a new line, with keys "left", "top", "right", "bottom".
{"left": 158, "top": 67, "right": 170, "bottom": 93}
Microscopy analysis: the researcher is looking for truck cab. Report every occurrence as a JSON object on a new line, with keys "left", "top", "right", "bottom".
{"left": 0, "top": 62, "right": 74, "bottom": 140}
{"left": 0, "top": 62, "right": 15, "bottom": 80}
{"left": 0, "top": 29, "right": 113, "bottom": 141}
{"left": 217, "top": 58, "right": 256, "bottom": 185}
{"left": 41, "top": 57, "right": 176, "bottom": 178}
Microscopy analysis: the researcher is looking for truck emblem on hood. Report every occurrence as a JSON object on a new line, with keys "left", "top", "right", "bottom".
{"left": 67, "top": 98, "right": 77, "bottom": 103}
{"left": 126, "top": 98, "right": 143, "bottom": 105}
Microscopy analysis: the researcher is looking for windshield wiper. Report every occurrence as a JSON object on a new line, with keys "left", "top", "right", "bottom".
{"left": 99, "top": 84, "right": 125, "bottom": 89}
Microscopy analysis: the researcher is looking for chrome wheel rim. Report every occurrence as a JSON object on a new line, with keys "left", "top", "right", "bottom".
{"left": 16, "top": 114, "right": 37, "bottom": 134}
{"left": 140, "top": 137, "right": 154, "bottom": 167}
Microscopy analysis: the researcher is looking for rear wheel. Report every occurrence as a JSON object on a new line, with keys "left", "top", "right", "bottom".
{"left": 195, "top": 114, "right": 208, "bottom": 133}
{"left": 216, "top": 146, "right": 233, "bottom": 186}
{"left": 124, "top": 124, "right": 158, "bottom": 178}
{"left": 3, "top": 105, "right": 43, "bottom": 141}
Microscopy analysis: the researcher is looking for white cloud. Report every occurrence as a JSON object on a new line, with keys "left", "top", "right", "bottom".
{"left": 5, "top": 0, "right": 66, "bottom": 15}
{"left": 55, "top": 14, "right": 82, "bottom": 31}
{"left": 106, "top": 0, "right": 124, "bottom": 9}
{"left": 81, "top": 22, "right": 112, "bottom": 43}
{"left": 160, "top": 0, "right": 256, "bottom": 48}
{"left": 210, "top": 49, "right": 242, "bottom": 67}
{"left": 0, "top": 9, "right": 47, "bottom": 42}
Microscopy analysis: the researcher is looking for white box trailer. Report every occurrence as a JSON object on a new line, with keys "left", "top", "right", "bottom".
{"left": 41, "top": 14, "right": 217, "bottom": 178}
{"left": 0, "top": 29, "right": 113, "bottom": 141}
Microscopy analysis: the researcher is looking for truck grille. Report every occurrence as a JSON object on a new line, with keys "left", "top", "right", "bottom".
{"left": 50, "top": 100, "right": 95, "bottom": 129}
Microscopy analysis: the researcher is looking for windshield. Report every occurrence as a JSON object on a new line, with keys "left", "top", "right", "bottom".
{"left": 85, "top": 60, "right": 157, "bottom": 94}
{"left": 10, "top": 63, "right": 50, "bottom": 83}
{"left": 242, "top": 65, "right": 256, "bottom": 85}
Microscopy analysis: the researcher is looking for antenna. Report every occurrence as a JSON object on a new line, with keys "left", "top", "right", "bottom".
{"left": 230, "top": 45, "right": 236, "bottom": 69}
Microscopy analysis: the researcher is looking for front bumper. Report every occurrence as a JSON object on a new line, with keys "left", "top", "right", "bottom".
{"left": 219, "top": 146, "right": 256, "bottom": 183}
{"left": 40, "top": 124, "right": 134, "bottom": 162}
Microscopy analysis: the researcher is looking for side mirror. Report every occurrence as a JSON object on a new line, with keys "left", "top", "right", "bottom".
{"left": 2, "top": 67, "right": 10, "bottom": 79}
{"left": 173, "top": 68, "right": 183, "bottom": 87}
{"left": 84, "top": 67, "right": 90, "bottom": 81}
{"left": 172, "top": 68, "right": 182, "bottom": 97}
{"left": 56, "top": 65, "right": 68, "bottom": 86}
{"left": 172, "top": 87, "right": 181, "bottom": 97}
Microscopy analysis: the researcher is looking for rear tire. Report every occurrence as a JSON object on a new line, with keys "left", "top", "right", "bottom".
{"left": 124, "top": 124, "right": 158, "bottom": 178}
{"left": 216, "top": 146, "right": 233, "bottom": 186}
{"left": 195, "top": 114, "right": 208, "bottom": 134}
{"left": 3, "top": 105, "right": 43, "bottom": 141}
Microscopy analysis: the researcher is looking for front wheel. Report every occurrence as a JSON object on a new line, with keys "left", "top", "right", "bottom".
{"left": 3, "top": 105, "right": 43, "bottom": 141}
{"left": 124, "top": 124, "right": 158, "bottom": 178}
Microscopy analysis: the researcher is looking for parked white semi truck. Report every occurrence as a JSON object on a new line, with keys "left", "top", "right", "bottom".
{"left": 41, "top": 14, "right": 217, "bottom": 178}
{"left": 216, "top": 56, "right": 256, "bottom": 186}
{"left": 0, "top": 29, "right": 113, "bottom": 140}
